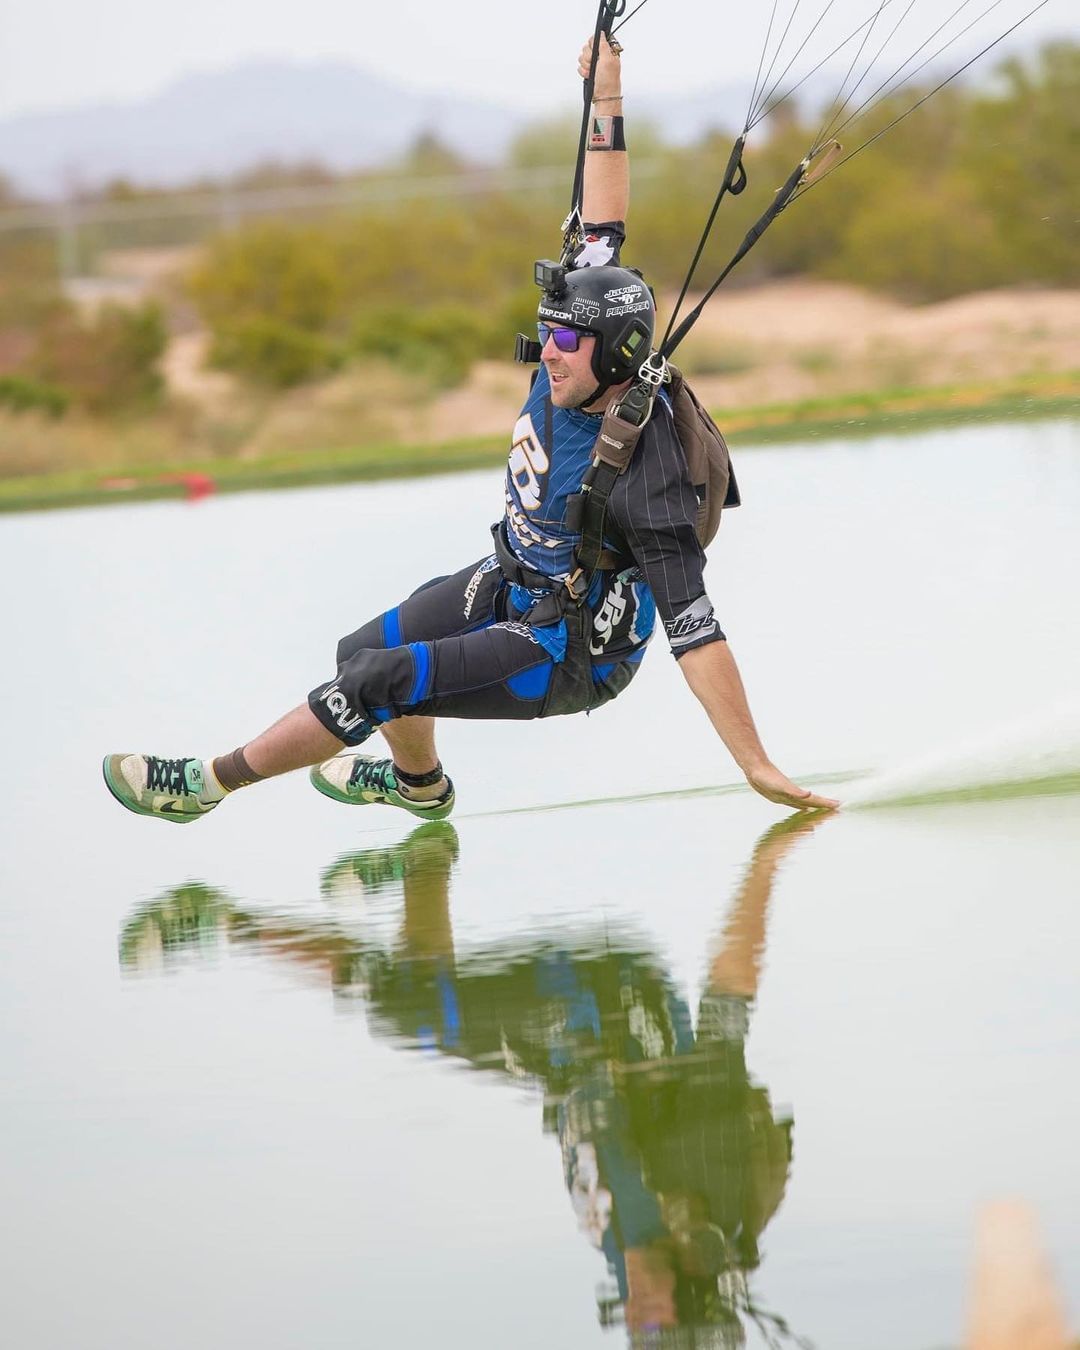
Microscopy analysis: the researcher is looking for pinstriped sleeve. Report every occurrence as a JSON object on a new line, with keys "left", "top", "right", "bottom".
{"left": 606, "top": 413, "right": 726, "bottom": 658}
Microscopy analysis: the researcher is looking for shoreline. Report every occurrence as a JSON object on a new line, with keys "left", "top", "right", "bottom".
{"left": 1, "top": 373, "right": 1077, "bottom": 516}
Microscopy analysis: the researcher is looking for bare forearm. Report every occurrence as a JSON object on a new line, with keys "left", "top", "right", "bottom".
{"left": 679, "top": 640, "right": 770, "bottom": 775}
{"left": 583, "top": 98, "right": 628, "bottom": 222}
{"left": 578, "top": 35, "right": 628, "bottom": 223}
{"left": 679, "top": 640, "right": 840, "bottom": 811}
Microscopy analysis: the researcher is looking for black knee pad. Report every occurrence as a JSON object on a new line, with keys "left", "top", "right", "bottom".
{"left": 335, "top": 614, "right": 386, "bottom": 668}
{"left": 310, "top": 643, "right": 422, "bottom": 743}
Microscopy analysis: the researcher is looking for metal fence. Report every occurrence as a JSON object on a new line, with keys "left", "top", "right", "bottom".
{"left": 0, "top": 161, "right": 664, "bottom": 281}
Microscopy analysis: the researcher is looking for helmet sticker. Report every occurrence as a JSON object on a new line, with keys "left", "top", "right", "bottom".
{"left": 602, "top": 283, "right": 650, "bottom": 319}
{"left": 571, "top": 298, "right": 601, "bottom": 322}
{"left": 605, "top": 300, "right": 651, "bottom": 318}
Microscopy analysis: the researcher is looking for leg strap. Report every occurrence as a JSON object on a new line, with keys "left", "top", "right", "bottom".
{"left": 394, "top": 762, "right": 446, "bottom": 789}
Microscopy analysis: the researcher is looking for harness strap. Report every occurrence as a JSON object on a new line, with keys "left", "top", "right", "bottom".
{"left": 571, "top": 459, "right": 623, "bottom": 594}
{"left": 492, "top": 518, "right": 620, "bottom": 614}
{"left": 567, "top": 376, "right": 657, "bottom": 590}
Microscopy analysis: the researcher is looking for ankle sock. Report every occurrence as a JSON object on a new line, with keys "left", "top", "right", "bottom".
{"left": 207, "top": 746, "right": 265, "bottom": 797}
{"left": 199, "top": 761, "right": 227, "bottom": 803}
{"left": 393, "top": 762, "right": 448, "bottom": 801}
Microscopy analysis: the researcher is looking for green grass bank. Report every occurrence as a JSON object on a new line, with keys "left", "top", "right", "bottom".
{"left": 1, "top": 372, "right": 1077, "bottom": 516}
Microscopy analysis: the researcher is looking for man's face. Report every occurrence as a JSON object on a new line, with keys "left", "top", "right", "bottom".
{"left": 541, "top": 328, "right": 600, "bottom": 409}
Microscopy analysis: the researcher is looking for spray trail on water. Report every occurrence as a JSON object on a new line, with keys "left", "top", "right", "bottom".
{"left": 844, "top": 698, "right": 1080, "bottom": 809}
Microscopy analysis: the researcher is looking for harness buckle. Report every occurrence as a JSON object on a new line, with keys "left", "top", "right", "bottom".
{"left": 564, "top": 567, "right": 590, "bottom": 602}
{"left": 637, "top": 352, "right": 668, "bottom": 388}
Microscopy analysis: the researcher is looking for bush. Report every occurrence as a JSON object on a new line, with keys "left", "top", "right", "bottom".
{"left": 189, "top": 222, "right": 344, "bottom": 331}
{"left": 209, "top": 315, "right": 344, "bottom": 388}
{"left": 830, "top": 177, "right": 1009, "bottom": 300}
{"left": 0, "top": 374, "right": 69, "bottom": 417}
{"left": 351, "top": 303, "right": 493, "bottom": 388}
{"left": 33, "top": 302, "right": 166, "bottom": 414}
{"left": 0, "top": 236, "right": 65, "bottom": 329}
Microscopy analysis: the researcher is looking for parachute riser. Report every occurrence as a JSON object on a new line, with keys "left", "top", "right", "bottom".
{"left": 563, "top": 0, "right": 626, "bottom": 265}
{"left": 662, "top": 139, "right": 841, "bottom": 360}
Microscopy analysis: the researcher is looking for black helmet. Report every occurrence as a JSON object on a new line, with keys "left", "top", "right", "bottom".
{"left": 536, "top": 264, "right": 655, "bottom": 391}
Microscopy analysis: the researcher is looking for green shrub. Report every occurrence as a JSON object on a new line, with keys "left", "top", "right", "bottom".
{"left": 830, "top": 177, "right": 1009, "bottom": 300}
{"left": 675, "top": 342, "right": 757, "bottom": 377}
{"left": 34, "top": 302, "right": 166, "bottom": 414}
{"left": 0, "top": 374, "right": 69, "bottom": 417}
{"left": 189, "top": 222, "right": 344, "bottom": 331}
{"left": 494, "top": 285, "right": 544, "bottom": 355}
{"left": 210, "top": 315, "right": 344, "bottom": 387}
{"left": 351, "top": 303, "right": 492, "bottom": 388}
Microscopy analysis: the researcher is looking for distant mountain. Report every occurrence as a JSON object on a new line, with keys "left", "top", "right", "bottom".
{"left": 0, "top": 60, "right": 758, "bottom": 198}
{"left": 0, "top": 62, "right": 529, "bottom": 197}
{"left": 0, "top": 46, "right": 1010, "bottom": 200}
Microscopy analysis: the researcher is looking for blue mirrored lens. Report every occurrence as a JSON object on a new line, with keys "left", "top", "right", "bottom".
{"left": 538, "top": 324, "right": 582, "bottom": 353}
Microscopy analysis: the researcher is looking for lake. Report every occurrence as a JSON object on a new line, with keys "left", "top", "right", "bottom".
{"left": 2, "top": 415, "right": 1078, "bottom": 1349}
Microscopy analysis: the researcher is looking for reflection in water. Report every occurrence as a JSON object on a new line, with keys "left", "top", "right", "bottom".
{"left": 120, "top": 816, "right": 827, "bottom": 1348}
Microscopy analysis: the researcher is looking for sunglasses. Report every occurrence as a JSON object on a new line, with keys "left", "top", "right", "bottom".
{"left": 538, "top": 323, "right": 587, "bottom": 354}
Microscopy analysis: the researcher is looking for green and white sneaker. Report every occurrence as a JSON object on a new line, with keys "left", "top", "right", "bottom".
{"left": 102, "top": 753, "right": 219, "bottom": 824}
{"left": 310, "top": 754, "right": 455, "bottom": 821}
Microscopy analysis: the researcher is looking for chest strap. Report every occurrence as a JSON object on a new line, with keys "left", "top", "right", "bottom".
{"left": 492, "top": 519, "right": 620, "bottom": 615}
{"left": 569, "top": 382, "right": 656, "bottom": 596}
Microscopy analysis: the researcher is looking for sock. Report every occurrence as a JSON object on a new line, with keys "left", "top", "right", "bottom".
{"left": 200, "top": 760, "right": 228, "bottom": 803}
{"left": 208, "top": 746, "right": 266, "bottom": 797}
{"left": 393, "top": 762, "right": 448, "bottom": 801}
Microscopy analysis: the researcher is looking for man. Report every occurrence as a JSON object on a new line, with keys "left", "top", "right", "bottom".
{"left": 103, "top": 35, "right": 837, "bottom": 826}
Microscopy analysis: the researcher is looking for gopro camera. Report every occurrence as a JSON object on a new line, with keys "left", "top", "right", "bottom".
{"left": 534, "top": 260, "right": 568, "bottom": 295}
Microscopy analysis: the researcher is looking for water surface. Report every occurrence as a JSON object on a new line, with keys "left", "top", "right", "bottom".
{"left": 2, "top": 418, "right": 1079, "bottom": 1349}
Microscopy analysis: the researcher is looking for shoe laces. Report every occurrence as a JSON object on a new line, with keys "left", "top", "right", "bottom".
{"left": 347, "top": 758, "right": 393, "bottom": 793}
{"left": 145, "top": 756, "right": 193, "bottom": 796}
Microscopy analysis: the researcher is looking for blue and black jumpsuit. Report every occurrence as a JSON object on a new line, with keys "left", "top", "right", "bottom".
{"left": 308, "top": 224, "right": 725, "bottom": 746}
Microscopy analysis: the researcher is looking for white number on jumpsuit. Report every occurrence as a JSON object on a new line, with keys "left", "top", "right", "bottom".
{"left": 508, "top": 414, "right": 549, "bottom": 512}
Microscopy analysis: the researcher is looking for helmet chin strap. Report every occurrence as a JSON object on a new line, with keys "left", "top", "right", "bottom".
{"left": 572, "top": 380, "right": 609, "bottom": 412}
{"left": 571, "top": 347, "right": 619, "bottom": 410}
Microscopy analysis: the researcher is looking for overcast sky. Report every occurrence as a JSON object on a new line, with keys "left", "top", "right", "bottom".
{"left": 1, "top": 0, "right": 1075, "bottom": 121}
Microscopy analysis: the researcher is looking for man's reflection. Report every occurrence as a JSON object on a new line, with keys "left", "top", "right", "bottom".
{"left": 120, "top": 814, "right": 825, "bottom": 1346}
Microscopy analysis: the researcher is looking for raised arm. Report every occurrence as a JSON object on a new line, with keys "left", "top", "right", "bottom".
{"left": 577, "top": 33, "right": 628, "bottom": 225}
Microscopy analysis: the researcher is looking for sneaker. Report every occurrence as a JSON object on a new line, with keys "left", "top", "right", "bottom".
{"left": 102, "top": 753, "right": 219, "bottom": 824}
{"left": 309, "top": 754, "right": 455, "bottom": 821}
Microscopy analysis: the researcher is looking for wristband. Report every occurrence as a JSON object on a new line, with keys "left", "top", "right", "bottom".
{"left": 588, "top": 116, "right": 626, "bottom": 152}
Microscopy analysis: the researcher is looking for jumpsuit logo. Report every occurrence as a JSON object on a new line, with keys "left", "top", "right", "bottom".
{"left": 508, "top": 413, "right": 549, "bottom": 513}
{"left": 318, "top": 684, "right": 367, "bottom": 735}
{"left": 590, "top": 582, "right": 628, "bottom": 654}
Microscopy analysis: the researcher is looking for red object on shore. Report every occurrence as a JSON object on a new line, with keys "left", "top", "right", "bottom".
{"left": 160, "top": 472, "right": 217, "bottom": 501}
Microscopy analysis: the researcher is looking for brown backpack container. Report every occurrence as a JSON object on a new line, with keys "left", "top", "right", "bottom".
{"left": 666, "top": 364, "right": 741, "bottom": 546}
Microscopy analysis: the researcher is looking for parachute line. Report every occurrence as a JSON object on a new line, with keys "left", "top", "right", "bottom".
{"left": 815, "top": 0, "right": 922, "bottom": 147}
{"left": 750, "top": 0, "right": 815, "bottom": 128}
{"left": 746, "top": 0, "right": 785, "bottom": 128}
{"left": 824, "top": 0, "right": 1012, "bottom": 146}
{"left": 611, "top": 0, "right": 651, "bottom": 35}
{"left": 790, "top": 0, "right": 1054, "bottom": 202}
{"left": 651, "top": 0, "right": 1055, "bottom": 358}
{"left": 752, "top": 0, "right": 907, "bottom": 129}
{"left": 812, "top": 0, "right": 894, "bottom": 151}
